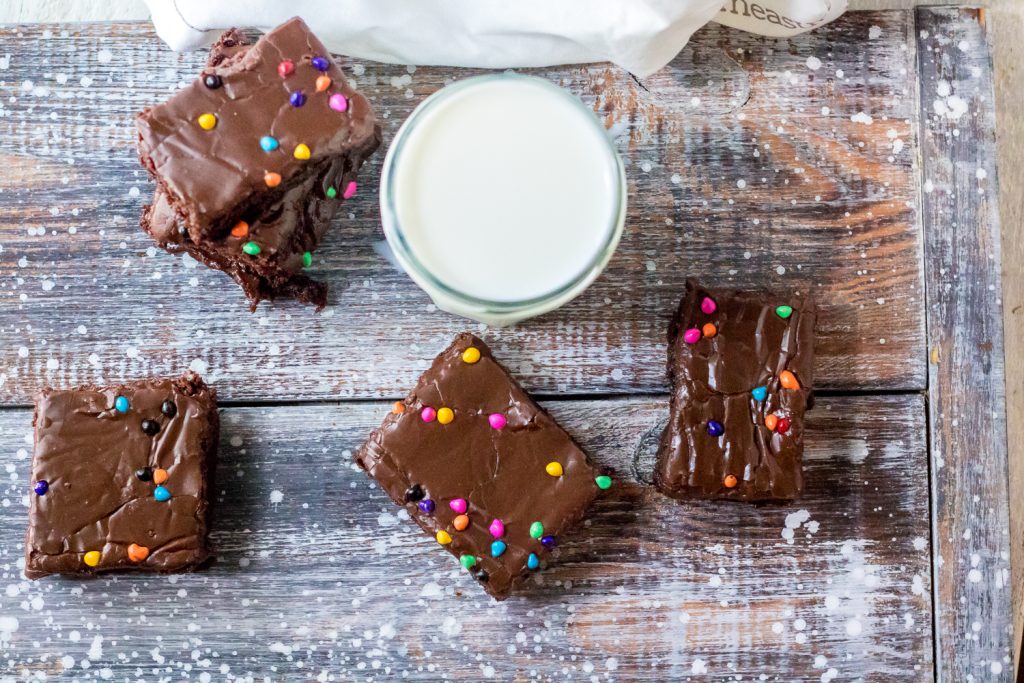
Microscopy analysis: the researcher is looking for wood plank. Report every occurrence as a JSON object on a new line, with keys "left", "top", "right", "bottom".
{"left": 916, "top": 7, "right": 1014, "bottom": 681}
{"left": 0, "top": 12, "right": 925, "bottom": 403}
{"left": 0, "top": 395, "right": 932, "bottom": 680}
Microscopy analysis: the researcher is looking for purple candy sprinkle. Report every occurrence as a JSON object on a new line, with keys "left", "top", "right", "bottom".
{"left": 33, "top": 480, "right": 48, "bottom": 496}
{"left": 311, "top": 56, "right": 330, "bottom": 71}
{"left": 540, "top": 535, "right": 556, "bottom": 549}
{"left": 418, "top": 499, "right": 435, "bottom": 514}
{"left": 289, "top": 91, "right": 306, "bottom": 107}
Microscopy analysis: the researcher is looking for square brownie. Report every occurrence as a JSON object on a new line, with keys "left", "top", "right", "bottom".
{"left": 25, "top": 373, "right": 219, "bottom": 578}
{"left": 137, "top": 17, "right": 380, "bottom": 242}
{"left": 654, "top": 280, "right": 817, "bottom": 502}
{"left": 142, "top": 176, "right": 335, "bottom": 309}
{"left": 355, "top": 333, "right": 612, "bottom": 600}
{"left": 136, "top": 18, "right": 380, "bottom": 307}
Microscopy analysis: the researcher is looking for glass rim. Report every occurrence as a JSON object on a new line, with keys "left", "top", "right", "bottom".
{"left": 379, "top": 72, "right": 627, "bottom": 313}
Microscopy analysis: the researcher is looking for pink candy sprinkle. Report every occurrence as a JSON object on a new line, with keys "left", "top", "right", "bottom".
{"left": 329, "top": 93, "right": 349, "bottom": 112}
{"left": 488, "top": 413, "right": 507, "bottom": 430}
{"left": 683, "top": 328, "right": 702, "bottom": 344}
{"left": 489, "top": 519, "right": 505, "bottom": 538}
{"left": 342, "top": 181, "right": 357, "bottom": 199}
{"left": 700, "top": 297, "right": 717, "bottom": 314}
{"left": 449, "top": 498, "right": 468, "bottom": 514}
{"left": 421, "top": 406, "right": 436, "bottom": 422}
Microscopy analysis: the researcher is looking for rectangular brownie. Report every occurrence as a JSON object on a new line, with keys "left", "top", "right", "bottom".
{"left": 355, "top": 333, "right": 612, "bottom": 600}
{"left": 25, "top": 373, "right": 219, "bottom": 578}
{"left": 654, "top": 280, "right": 817, "bottom": 503}
{"left": 142, "top": 175, "right": 336, "bottom": 309}
{"left": 136, "top": 19, "right": 380, "bottom": 308}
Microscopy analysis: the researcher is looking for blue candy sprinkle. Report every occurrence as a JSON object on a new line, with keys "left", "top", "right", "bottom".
{"left": 491, "top": 540, "right": 507, "bottom": 558}
{"left": 752, "top": 386, "right": 768, "bottom": 401}
{"left": 114, "top": 395, "right": 129, "bottom": 413}
{"left": 289, "top": 91, "right": 306, "bottom": 107}
{"left": 527, "top": 553, "right": 540, "bottom": 570}
{"left": 540, "top": 535, "right": 557, "bottom": 549}
{"left": 311, "top": 56, "right": 329, "bottom": 71}
{"left": 33, "top": 480, "right": 48, "bottom": 496}
{"left": 154, "top": 486, "right": 171, "bottom": 502}
{"left": 707, "top": 420, "right": 724, "bottom": 437}
{"left": 259, "top": 135, "right": 279, "bottom": 152}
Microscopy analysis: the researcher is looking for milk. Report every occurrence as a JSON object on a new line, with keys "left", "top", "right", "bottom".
{"left": 381, "top": 74, "right": 626, "bottom": 324}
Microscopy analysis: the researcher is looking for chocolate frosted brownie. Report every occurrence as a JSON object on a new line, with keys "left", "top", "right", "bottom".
{"left": 25, "top": 373, "right": 219, "bottom": 578}
{"left": 355, "top": 334, "right": 612, "bottom": 600}
{"left": 136, "top": 17, "right": 380, "bottom": 308}
{"left": 654, "top": 281, "right": 817, "bottom": 503}
{"left": 142, "top": 178, "right": 334, "bottom": 309}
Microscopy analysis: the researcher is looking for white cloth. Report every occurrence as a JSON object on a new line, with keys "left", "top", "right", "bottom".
{"left": 147, "top": 0, "right": 847, "bottom": 77}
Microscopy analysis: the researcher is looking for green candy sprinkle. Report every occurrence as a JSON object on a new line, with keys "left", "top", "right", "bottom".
{"left": 595, "top": 475, "right": 612, "bottom": 490}
{"left": 459, "top": 554, "right": 476, "bottom": 570}
{"left": 302, "top": 251, "right": 312, "bottom": 268}
{"left": 775, "top": 305, "right": 793, "bottom": 319}
{"left": 529, "top": 521, "right": 544, "bottom": 539}
{"left": 326, "top": 186, "right": 337, "bottom": 199}
{"left": 242, "top": 241, "right": 261, "bottom": 256}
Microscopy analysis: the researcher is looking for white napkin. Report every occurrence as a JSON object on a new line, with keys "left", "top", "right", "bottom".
{"left": 147, "top": 0, "right": 847, "bottom": 77}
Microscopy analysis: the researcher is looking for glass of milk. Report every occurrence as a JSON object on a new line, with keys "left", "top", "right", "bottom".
{"left": 380, "top": 73, "right": 627, "bottom": 326}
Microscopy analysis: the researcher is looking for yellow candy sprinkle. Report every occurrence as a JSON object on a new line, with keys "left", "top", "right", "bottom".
{"left": 462, "top": 347, "right": 481, "bottom": 364}
{"left": 437, "top": 407, "right": 454, "bottom": 425}
{"left": 293, "top": 143, "right": 311, "bottom": 160}
{"left": 197, "top": 113, "right": 217, "bottom": 130}
{"left": 545, "top": 462, "right": 564, "bottom": 477}
{"left": 83, "top": 550, "right": 101, "bottom": 567}
{"left": 436, "top": 530, "right": 452, "bottom": 545}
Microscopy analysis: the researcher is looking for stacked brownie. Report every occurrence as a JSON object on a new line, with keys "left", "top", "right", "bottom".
{"left": 25, "top": 374, "right": 219, "bottom": 578}
{"left": 136, "top": 18, "right": 381, "bottom": 309}
{"left": 655, "top": 280, "right": 817, "bottom": 502}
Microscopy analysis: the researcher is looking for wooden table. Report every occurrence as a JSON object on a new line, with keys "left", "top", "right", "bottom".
{"left": 0, "top": 8, "right": 1011, "bottom": 681}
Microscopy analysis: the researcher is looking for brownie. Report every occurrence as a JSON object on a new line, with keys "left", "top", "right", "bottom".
{"left": 355, "top": 334, "right": 612, "bottom": 600}
{"left": 654, "top": 280, "right": 817, "bottom": 503}
{"left": 25, "top": 373, "right": 219, "bottom": 579}
{"left": 142, "top": 177, "right": 334, "bottom": 310}
{"left": 136, "top": 17, "right": 381, "bottom": 308}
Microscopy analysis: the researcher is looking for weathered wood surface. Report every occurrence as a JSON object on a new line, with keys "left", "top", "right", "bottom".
{"left": 917, "top": 8, "right": 1014, "bottom": 682}
{"left": 0, "top": 396, "right": 933, "bottom": 680}
{"left": 0, "top": 12, "right": 926, "bottom": 403}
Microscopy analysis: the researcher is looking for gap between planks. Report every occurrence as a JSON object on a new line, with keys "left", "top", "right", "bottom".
{"left": 0, "top": 387, "right": 929, "bottom": 412}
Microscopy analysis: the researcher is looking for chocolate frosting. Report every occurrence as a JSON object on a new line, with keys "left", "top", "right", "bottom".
{"left": 355, "top": 333, "right": 609, "bottom": 600}
{"left": 655, "top": 281, "right": 817, "bottom": 502}
{"left": 136, "top": 17, "right": 379, "bottom": 242}
{"left": 25, "top": 373, "right": 218, "bottom": 578}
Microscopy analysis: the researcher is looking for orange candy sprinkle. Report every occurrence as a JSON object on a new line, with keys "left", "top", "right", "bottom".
{"left": 764, "top": 414, "right": 779, "bottom": 431}
{"left": 702, "top": 323, "right": 717, "bottom": 338}
{"left": 392, "top": 402, "right": 405, "bottom": 414}
{"left": 264, "top": 172, "right": 282, "bottom": 188}
{"left": 127, "top": 543, "right": 149, "bottom": 562}
{"left": 230, "top": 221, "right": 249, "bottom": 238}
{"left": 152, "top": 468, "right": 168, "bottom": 485}
{"left": 315, "top": 75, "right": 332, "bottom": 92}
{"left": 723, "top": 474, "right": 738, "bottom": 488}
{"left": 779, "top": 370, "right": 800, "bottom": 390}
{"left": 453, "top": 514, "right": 469, "bottom": 531}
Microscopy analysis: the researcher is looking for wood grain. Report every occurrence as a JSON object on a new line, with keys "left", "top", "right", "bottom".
{"left": 916, "top": 7, "right": 1014, "bottom": 682}
{"left": 0, "top": 13, "right": 925, "bottom": 404}
{"left": 0, "top": 396, "right": 932, "bottom": 680}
